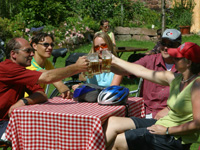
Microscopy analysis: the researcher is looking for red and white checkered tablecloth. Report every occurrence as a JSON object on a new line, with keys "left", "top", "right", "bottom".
{"left": 5, "top": 97, "right": 144, "bottom": 150}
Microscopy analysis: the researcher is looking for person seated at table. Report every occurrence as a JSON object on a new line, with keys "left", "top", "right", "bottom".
{"left": 115, "top": 29, "right": 181, "bottom": 120}
{"left": 145, "top": 29, "right": 162, "bottom": 55}
{"left": 72, "top": 32, "right": 122, "bottom": 90}
{"left": 0, "top": 37, "right": 88, "bottom": 140}
{"left": 26, "top": 32, "right": 72, "bottom": 99}
{"left": 104, "top": 42, "right": 200, "bottom": 150}
{"left": 97, "top": 19, "right": 116, "bottom": 46}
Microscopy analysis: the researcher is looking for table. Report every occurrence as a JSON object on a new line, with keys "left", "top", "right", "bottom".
{"left": 5, "top": 97, "right": 144, "bottom": 150}
{"left": 116, "top": 47, "right": 148, "bottom": 57}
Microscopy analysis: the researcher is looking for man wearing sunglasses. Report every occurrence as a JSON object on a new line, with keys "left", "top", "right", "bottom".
{"left": 0, "top": 37, "right": 88, "bottom": 139}
{"left": 136, "top": 29, "right": 182, "bottom": 120}
{"left": 26, "top": 32, "right": 73, "bottom": 99}
{"left": 116, "top": 29, "right": 181, "bottom": 120}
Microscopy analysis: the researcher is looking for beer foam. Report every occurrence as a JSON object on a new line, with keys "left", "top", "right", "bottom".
{"left": 90, "top": 60, "right": 99, "bottom": 62}
{"left": 104, "top": 56, "right": 111, "bottom": 59}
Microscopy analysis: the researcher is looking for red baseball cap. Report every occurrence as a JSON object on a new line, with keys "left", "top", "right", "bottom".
{"left": 168, "top": 42, "right": 200, "bottom": 63}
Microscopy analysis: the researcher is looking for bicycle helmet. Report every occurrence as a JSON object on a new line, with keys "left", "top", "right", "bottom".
{"left": 73, "top": 84, "right": 104, "bottom": 102}
{"left": 98, "top": 86, "right": 129, "bottom": 105}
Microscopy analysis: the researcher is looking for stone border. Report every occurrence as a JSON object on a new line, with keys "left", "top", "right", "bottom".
{"left": 114, "top": 27, "right": 158, "bottom": 41}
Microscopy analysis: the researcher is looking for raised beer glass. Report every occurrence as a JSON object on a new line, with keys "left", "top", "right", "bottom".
{"left": 87, "top": 52, "right": 101, "bottom": 75}
{"left": 101, "top": 50, "right": 112, "bottom": 73}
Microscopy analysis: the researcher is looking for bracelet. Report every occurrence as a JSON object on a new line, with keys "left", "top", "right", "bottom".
{"left": 166, "top": 127, "right": 169, "bottom": 135}
{"left": 21, "top": 98, "right": 29, "bottom": 105}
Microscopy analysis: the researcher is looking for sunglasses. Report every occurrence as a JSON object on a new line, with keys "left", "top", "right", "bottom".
{"left": 94, "top": 43, "right": 108, "bottom": 51}
{"left": 38, "top": 42, "right": 55, "bottom": 48}
{"left": 161, "top": 41, "right": 179, "bottom": 48}
{"left": 15, "top": 48, "right": 35, "bottom": 53}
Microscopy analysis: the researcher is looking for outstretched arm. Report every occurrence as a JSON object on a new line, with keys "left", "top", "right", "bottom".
{"left": 38, "top": 56, "right": 88, "bottom": 84}
{"left": 111, "top": 55, "right": 175, "bottom": 86}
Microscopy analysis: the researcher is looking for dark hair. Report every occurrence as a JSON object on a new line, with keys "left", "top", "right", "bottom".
{"left": 31, "top": 32, "right": 54, "bottom": 47}
{"left": 157, "top": 29, "right": 162, "bottom": 36}
{"left": 5, "top": 38, "right": 21, "bottom": 59}
{"left": 190, "top": 62, "right": 200, "bottom": 74}
{"left": 100, "top": 20, "right": 109, "bottom": 26}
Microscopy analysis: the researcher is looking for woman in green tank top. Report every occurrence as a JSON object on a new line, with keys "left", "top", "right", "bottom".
{"left": 103, "top": 42, "right": 200, "bottom": 150}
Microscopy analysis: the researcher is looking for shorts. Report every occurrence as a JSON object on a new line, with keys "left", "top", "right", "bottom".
{"left": 0, "top": 120, "right": 9, "bottom": 139}
{"left": 125, "top": 117, "right": 190, "bottom": 150}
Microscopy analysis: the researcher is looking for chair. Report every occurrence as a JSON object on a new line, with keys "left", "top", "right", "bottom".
{"left": 0, "top": 140, "right": 12, "bottom": 150}
{"left": 129, "top": 77, "right": 143, "bottom": 97}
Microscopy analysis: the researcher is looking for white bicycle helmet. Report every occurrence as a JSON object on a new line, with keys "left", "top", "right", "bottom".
{"left": 98, "top": 86, "right": 129, "bottom": 105}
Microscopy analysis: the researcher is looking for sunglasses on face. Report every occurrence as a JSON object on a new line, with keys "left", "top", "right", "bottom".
{"left": 15, "top": 48, "right": 35, "bottom": 53}
{"left": 94, "top": 43, "right": 108, "bottom": 51}
{"left": 161, "top": 41, "right": 179, "bottom": 48}
{"left": 38, "top": 42, "right": 55, "bottom": 48}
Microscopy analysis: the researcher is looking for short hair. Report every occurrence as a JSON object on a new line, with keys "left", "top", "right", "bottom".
{"left": 31, "top": 32, "right": 54, "bottom": 47}
{"left": 5, "top": 38, "right": 21, "bottom": 59}
{"left": 100, "top": 20, "right": 109, "bottom": 26}
{"left": 90, "top": 32, "right": 117, "bottom": 56}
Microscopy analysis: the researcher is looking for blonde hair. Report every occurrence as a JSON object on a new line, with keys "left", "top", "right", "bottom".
{"left": 90, "top": 32, "right": 117, "bottom": 56}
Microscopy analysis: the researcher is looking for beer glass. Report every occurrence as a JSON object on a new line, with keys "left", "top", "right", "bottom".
{"left": 87, "top": 53, "right": 101, "bottom": 75}
{"left": 101, "top": 50, "right": 112, "bottom": 73}
{"left": 85, "top": 63, "right": 93, "bottom": 78}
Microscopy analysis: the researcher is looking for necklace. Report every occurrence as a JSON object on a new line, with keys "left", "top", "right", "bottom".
{"left": 181, "top": 74, "right": 196, "bottom": 83}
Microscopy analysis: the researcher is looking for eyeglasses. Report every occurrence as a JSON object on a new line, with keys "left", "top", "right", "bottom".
{"left": 161, "top": 41, "right": 179, "bottom": 48}
{"left": 38, "top": 43, "right": 55, "bottom": 48}
{"left": 14, "top": 48, "right": 35, "bottom": 53}
{"left": 94, "top": 43, "right": 108, "bottom": 51}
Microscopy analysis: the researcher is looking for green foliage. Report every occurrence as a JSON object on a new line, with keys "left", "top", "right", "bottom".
{"left": 19, "top": 0, "right": 69, "bottom": 28}
{"left": 0, "top": 16, "right": 26, "bottom": 42}
{"left": 166, "top": 0, "right": 195, "bottom": 28}
{"left": 121, "top": 1, "right": 160, "bottom": 28}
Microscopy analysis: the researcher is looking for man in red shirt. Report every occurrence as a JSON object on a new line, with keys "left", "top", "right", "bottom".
{"left": 136, "top": 29, "right": 181, "bottom": 119}
{"left": 0, "top": 37, "right": 88, "bottom": 139}
{"left": 134, "top": 29, "right": 182, "bottom": 119}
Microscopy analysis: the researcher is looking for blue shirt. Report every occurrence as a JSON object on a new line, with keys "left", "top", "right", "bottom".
{"left": 86, "top": 72, "right": 114, "bottom": 87}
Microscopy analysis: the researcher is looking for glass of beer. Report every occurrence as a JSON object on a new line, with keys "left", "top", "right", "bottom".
{"left": 85, "top": 63, "right": 93, "bottom": 78}
{"left": 87, "top": 52, "right": 101, "bottom": 75}
{"left": 101, "top": 50, "right": 112, "bottom": 73}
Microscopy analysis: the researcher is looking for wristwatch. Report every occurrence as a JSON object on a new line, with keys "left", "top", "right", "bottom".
{"left": 21, "top": 98, "right": 29, "bottom": 105}
{"left": 166, "top": 127, "right": 169, "bottom": 135}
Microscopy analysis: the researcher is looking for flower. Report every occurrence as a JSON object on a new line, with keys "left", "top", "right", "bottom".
{"left": 25, "top": 28, "right": 30, "bottom": 33}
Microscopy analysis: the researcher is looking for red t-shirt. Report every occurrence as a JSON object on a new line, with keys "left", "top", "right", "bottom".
{"left": 0, "top": 59, "right": 44, "bottom": 120}
{"left": 134, "top": 54, "right": 178, "bottom": 117}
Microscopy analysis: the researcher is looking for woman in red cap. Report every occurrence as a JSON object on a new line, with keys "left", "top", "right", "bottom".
{"left": 104, "top": 42, "right": 200, "bottom": 150}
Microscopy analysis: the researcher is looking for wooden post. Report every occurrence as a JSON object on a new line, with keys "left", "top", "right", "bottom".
{"left": 161, "top": 0, "right": 166, "bottom": 34}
